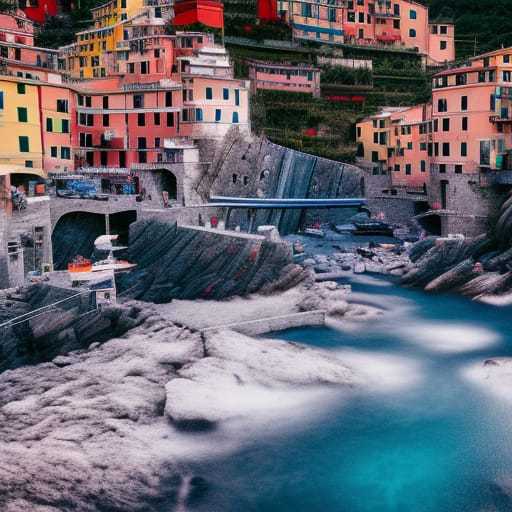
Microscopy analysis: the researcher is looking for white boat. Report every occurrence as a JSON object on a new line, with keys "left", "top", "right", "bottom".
{"left": 92, "top": 234, "right": 136, "bottom": 273}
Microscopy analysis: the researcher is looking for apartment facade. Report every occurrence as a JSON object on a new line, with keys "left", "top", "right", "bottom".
{"left": 274, "top": 0, "right": 454, "bottom": 65}
{"left": 357, "top": 46, "right": 512, "bottom": 236}
{"left": 247, "top": 59, "right": 321, "bottom": 97}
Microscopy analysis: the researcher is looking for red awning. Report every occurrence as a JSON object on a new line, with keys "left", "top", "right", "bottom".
{"left": 376, "top": 33, "right": 401, "bottom": 42}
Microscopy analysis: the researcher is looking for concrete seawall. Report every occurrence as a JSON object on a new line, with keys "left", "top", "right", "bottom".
{"left": 202, "top": 310, "right": 326, "bottom": 336}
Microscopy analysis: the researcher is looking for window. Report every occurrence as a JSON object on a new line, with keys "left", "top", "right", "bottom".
{"left": 141, "top": 61, "right": 148, "bottom": 74}
{"left": 438, "top": 98, "right": 447, "bottom": 112}
{"left": 0, "top": 92, "right": 3, "bottom": 109}
{"left": 103, "top": 114, "right": 109, "bottom": 127}
{"left": 328, "top": 7, "right": 336, "bottom": 21}
{"left": 100, "top": 151, "right": 108, "bottom": 166}
{"left": 434, "top": 119, "right": 439, "bottom": 132}
{"left": 301, "top": 2, "right": 312, "bottom": 16}
{"left": 393, "top": 19, "right": 400, "bottom": 29}
{"left": 138, "top": 137, "right": 147, "bottom": 149}
{"left": 442, "top": 118, "right": 450, "bottom": 131}
{"left": 358, "top": 12, "right": 364, "bottom": 23}
{"left": 440, "top": 40, "right": 447, "bottom": 50}
{"left": 462, "top": 116, "right": 468, "bottom": 131}
{"left": 46, "top": 118, "right": 53, "bottom": 132}
{"left": 138, "top": 113, "right": 145, "bottom": 126}
{"left": 25, "top": 160, "right": 33, "bottom": 168}
{"left": 442, "top": 142, "right": 450, "bottom": 156}
{"left": 128, "top": 63, "right": 135, "bottom": 74}
{"left": 421, "top": 160, "right": 426, "bottom": 172}
{"left": 409, "top": 29, "right": 416, "bottom": 38}
{"left": 409, "top": 9, "right": 416, "bottom": 19}
{"left": 215, "top": 109, "right": 221, "bottom": 122}
{"left": 62, "top": 119, "right": 69, "bottom": 133}
{"left": 17, "top": 83, "right": 25, "bottom": 94}
{"left": 373, "top": 132, "right": 379, "bottom": 144}
{"left": 456, "top": 74, "right": 467, "bottom": 86}
{"left": 138, "top": 151, "right": 147, "bottom": 163}
{"left": 196, "top": 108, "right": 203, "bottom": 121}
{"left": 155, "top": 6, "right": 161, "bottom": 17}
{"left": 393, "top": 3, "right": 399, "bottom": 15}
{"left": 503, "top": 71, "right": 512, "bottom": 82}
{"left": 461, "top": 142, "right": 467, "bottom": 157}
{"left": 461, "top": 95, "right": 468, "bottom": 111}
{"left": 61, "top": 147, "right": 70, "bottom": 159}
{"left": 405, "top": 164, "right": 412, "bottom": 175}
{"left": 165, "top": 91, "right": 172, "bottom": 107}
{"left": 17, "top": 107, "right": 27, "bottom": 122}
{"left": 50, "top": 146, "right": 57, "bottom": 158}
{"left": 454, "top": 164, "right": 462, "bottom": 174}
{"left": 505, "top": 55, "right": 511, "bottom": 64}
{"left": 103, "top": 96, "right": 109, "bottom": 109}
{"left": 14, "top": 48, "right": 20, "bottom": 60}
{"left": 234, "top": 89, "right": 240, "bottom": 107}
{"left": 85, "top": 96, "right": 92, "bottom": 107}
{"left": 347, "top": 11, "right": 355, "bottom": 22}
{"left": 394, "top": 164, "right": 400, "bottom": 172}
{"left": 440, "top": 25, "right": 448, "bottom": 34}
{"left": 56, "top": 99, "right": 68, "bottom": 113}
{"left": 19, "top": 136, "right": 29, "bottom": 152}
{"left": 371, "top": 151, "right": 379, "bottom": 162}
{"left": 223, "top": 88, "right": 229, "bottom": 100}
{"left": 232, "top": 112, "right": 239, "bottom": 123}
{"left": 87, "top": 114, "right": 94, "bottom": 126}
{"left": 133, "top": 94, "right": 144, "bottom": 108}
{"left": 167, "top": 112, "right": 174, "bottom": 127}
{"left": 155, "top": 137, "right": 160, "bottom": 148}
{"left": 434, "top": 142, "right": 439, "bottom": 156}
{"left": 206, "top": 87, "right": 213, "bottom": 100}
{"left": 439, "top": 163, "right": 446, "bottom": 173}
{"left": 407, "top": 142, "right": 413, "bottom": 150}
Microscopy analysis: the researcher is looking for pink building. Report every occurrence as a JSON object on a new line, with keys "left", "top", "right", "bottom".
{"left": 247, "top": 59, "right": 321, "bottom": 98}
{"left": 40, "top": 83, "right": 75, "bottom": 173}
{"left": 281, "top": 0, "right": 455, "bottom": 65}
{"left": 0, "top": 11, "right": 59, "bottom": 75}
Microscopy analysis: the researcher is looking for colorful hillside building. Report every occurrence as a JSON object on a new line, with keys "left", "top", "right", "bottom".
{"left": 357, "top": 46, "right": 512, "bottom": 236}
{"left": 266, "top": 0, "right": 454, "bottom": 65}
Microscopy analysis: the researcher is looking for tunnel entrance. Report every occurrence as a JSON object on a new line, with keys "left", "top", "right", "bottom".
{"left": 52, "top": 210, "right": 137, "bottom": 270}
{"left": 418, "top": 214, "right": 442, "bottom": 236}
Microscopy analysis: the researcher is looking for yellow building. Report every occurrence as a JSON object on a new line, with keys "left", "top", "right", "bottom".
{"left": 356, "top": 111, "right": 392, "bottom": 165}
{"left": 62, "top": 0, "right": 146, "bottom": 79}
{"left": 0, "top": 77, "right": 43, "bottom": 171}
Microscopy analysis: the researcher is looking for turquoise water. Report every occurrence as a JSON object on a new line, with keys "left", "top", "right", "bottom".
{"left": 186, "top": 277, "right": 512, "bottom": 512}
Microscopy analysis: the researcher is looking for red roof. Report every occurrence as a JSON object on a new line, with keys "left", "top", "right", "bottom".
{"left": 173, "top": 0, "right": 224, "bottom": 29}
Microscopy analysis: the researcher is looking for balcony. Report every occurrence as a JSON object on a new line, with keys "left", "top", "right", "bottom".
{"left": 373, "top": 8, "right": 400, "bottom": 19}
{"left": 490, "top": 115, "right": 512, "bottom": 124}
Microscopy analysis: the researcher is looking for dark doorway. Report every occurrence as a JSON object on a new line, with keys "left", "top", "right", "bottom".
{"left": 440, "top": 180, "right": 449, "bottom": 209}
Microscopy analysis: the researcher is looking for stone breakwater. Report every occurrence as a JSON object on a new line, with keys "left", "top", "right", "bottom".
{"left": 0, "top": 305, "right": 359, "bottom": 512}
{"left": 117, "top": 220, "right": 308, "bottom": 302}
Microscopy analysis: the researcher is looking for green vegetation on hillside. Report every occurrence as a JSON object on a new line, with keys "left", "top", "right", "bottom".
{"left": 426, "top": 0, "right": 512, "bottom": 57}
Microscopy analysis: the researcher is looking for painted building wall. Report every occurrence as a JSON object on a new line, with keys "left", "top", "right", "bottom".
{"left": 40, "top": 84, "right": 75, "bottom": 173}
{"left": 0, "top": 78, "right": 43, "bottom": 170}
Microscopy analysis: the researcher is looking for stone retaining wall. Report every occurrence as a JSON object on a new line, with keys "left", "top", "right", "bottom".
{"left": 202, "top": 310, "right": 326, "bottom": 336}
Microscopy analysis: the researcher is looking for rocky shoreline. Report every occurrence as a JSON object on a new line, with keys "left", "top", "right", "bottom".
{"left": 0, "top": 297, "right": 364, "bottom": 511}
